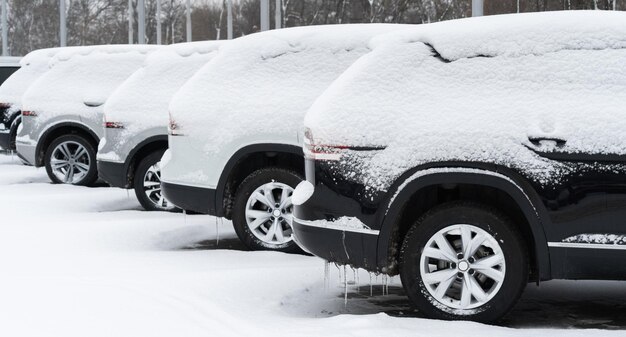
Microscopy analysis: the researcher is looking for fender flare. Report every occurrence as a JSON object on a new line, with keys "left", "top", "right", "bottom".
{"left": 122, "top": 135, "right": 169, "bottom": 186}
{"left": 377, "top": 165, "right": 551, "bottom": 281}
{"left": 215, "top": 143, "right": 303, "bottom": 217}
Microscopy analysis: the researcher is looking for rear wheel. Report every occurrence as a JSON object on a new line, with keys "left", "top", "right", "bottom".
{"left": 44, "top": 134, "right": 98, "bottom": 186}
{"left": 133, "top": 150, "right": 179, "bottom": 212}
{"left": 232, "top": 167, "right": 303, "bottom": 253}
{"left": 399, "top": 202, "right": 528, "bottom": 323}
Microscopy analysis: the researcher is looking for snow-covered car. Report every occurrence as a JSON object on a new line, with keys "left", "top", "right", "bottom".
{"left": 0, "top": 55, "right": 28, "bottom": 151}
{"left": 97, "top": 41, "right": 224, "bottom": 211}
{"left": 17, "top": 45, "right": 157, "bottom": 186}
{"left": 292, "top": 11, "right": 626, "bottom": 323}
{"left": 161, "top": 24, "right": 406, "bottom": 252}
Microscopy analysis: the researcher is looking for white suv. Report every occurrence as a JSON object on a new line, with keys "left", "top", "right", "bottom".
{"left": 17, "top": 45, "right": 156, "bottom": 186}
{"left": 161, "top": 24, "right": 406, "bottom": 252}
{"left": 97, "top": 41, "right": 224, "bottom": 211}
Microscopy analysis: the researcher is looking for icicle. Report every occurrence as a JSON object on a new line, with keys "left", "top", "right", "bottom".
{"left": 216, "top": 217, "right": 221, "bottom": 246}
{"left": 126, "top": 189, "right": 130, "bottom": 199}
{"left": 352, "top": 267, "right": 359, "bottom": 294}
{"left": 324, "top": 260, "right": 330, "bottom": 290}
{"left": 369, "top": 273, "right": 373, "bottom": 296}
{"left": 335, "top": 263, "right": 342, "bottom": 284}
{"left": 183, "top": 209, "right": 187, "bottom": 225}
{"left": 343, "top": 265, "right": 348, "bottom": 307}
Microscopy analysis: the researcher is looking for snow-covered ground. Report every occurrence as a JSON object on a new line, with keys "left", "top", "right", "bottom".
{"left": 0, "top": 152, "right": 625, "bottom": 336}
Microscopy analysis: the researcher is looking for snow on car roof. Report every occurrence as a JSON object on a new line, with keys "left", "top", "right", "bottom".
{"left": 169, "top": 24, "right": 409, "bottom": 153}
{"left": 371, "top": 10, "right": 626, "bottom": 60}
{"left": 104, "top": 41, "right": 224, "bottom": 133}
{"left": 0, "top": 48, "right": 62, "bottom": 110}
{"left": 305, "top": 11, "right": 626, "bottom": 192}
{"left": 22, "top": 45, "right": 159, "bottom": 121}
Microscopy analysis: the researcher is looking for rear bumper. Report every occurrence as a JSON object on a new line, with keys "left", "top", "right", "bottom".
{"left": 97, "top": 160, "right": 128, "bottom": 188}
{"left": 292, "top": 216, "right": 380, "bottom": 271}
{"left": 15, "top": 141, "right": 36, "bottom": 166}
{"left": 161, "top": 181, "right": 216, "bottom": 214}
{"left": 0, "top": 130, "right": 9, "bottom": 150}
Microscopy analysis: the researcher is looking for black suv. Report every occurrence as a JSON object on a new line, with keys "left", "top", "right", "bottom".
{"left": 292, "top": 11, "right": 626, "bottom": 323}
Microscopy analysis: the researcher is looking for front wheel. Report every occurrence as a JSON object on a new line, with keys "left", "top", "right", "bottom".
{"left": 232, "top": 167, "right": 303, "bottom": 253}
{"left": 44, "top": 134, "right": 98, "bottom": 186}
{"left": 399, "top": 202, "right": 528, "bottom": 323}
{"left": 133, "top": 150, "right": 179, "bottom": 212}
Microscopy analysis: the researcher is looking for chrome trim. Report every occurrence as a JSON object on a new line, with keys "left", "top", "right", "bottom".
{"left": 548, "top": 242, "right": 626, "bottom": 250}
{"left": 294, "top": 217, "right": 380, "bottom": 235}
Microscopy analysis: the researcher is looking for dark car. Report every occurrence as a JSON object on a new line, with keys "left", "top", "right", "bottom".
{"left": 292, "top": 11, "right": 626, "bottom": 323}
{"left": 0, "top": 56, "right": 22, "bottom": 151}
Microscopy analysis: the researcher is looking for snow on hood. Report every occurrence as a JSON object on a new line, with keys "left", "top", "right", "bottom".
{"left": 104, "top": 41, "right": 224, "bottom": 136}
{"left": 305, "top": 11, "right": 626, "bottom": 191}
{"left": 169, "top": 24, "right": 408, "bottom": 154}
{"left": 0, "top": 47, "right": 62, "bottom": 112}
{"left": 22, "top": 45, "right": 158, "bottom": 126}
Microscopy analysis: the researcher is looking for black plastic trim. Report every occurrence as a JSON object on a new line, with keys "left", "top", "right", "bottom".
{"left": 161, "top": 181, "right": 216, "bottom": 214}
{"left": 97, "top": 160, "right": 127, "bottom": 188}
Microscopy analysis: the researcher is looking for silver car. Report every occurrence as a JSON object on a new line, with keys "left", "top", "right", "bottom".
{"left": 17, "top": 45, "right": 157, "bottom": 186}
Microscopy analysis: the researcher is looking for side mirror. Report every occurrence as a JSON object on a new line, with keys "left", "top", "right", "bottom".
{"left": 84, "top": 100, "right": 104, "bottom": 108}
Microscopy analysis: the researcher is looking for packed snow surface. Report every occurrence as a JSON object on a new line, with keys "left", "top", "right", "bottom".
{"left": 1, "top": 153, "right": 626, "bottom": 336}
{"left": 22, "top": 45, "right": 157, "bottom": 130}
{"left": 305, "top": 11, "right": 626, "bottom": 191}
{"left": 169, "top": 24, "right": 407, "bottom": 155}
{"left": 0, "top": 155, "right": 626, "bottom": 337}
{"left": 0, "top": 47, "right": 61, "bottom": 115}
{"left": 103, "top": 41, "right": 224, "bottom": 146}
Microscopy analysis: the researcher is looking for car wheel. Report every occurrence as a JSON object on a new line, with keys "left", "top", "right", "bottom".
{"left": 232, "top": 167, "right": 303, "bottom": 253}
{"left": 399, "top": 202, "right": 528, "bottom": 323}
{"left": 44, "top": 134, "right": 98, "bottom": 186}
{"left": 133, "top": 150, "right": 179, "bottom": 212}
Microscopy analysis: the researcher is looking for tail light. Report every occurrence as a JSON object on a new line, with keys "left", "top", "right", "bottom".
{"left": 303, "top": 128, "right": 345, "bottom": 161}
{"left": 22, "top": 111, "right": 38, "bottom": 117}
{"left": 105, "top": 121, "right": 124, "bottom": 129}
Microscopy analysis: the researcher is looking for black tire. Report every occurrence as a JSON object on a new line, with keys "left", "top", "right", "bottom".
{"left": 8, "top": 116, "right": 20, "bottom": 151}
{"left": 399, "top": 202, "right": 528, "bottom": 323}
{"left": 232, "top": 167, "right": 303, "bottom": 253}
{"left": 133, "top": 150, "right": 180, "bottom": 212}
{"left": 44, "top": 134, "right": 98, "bottom": 186}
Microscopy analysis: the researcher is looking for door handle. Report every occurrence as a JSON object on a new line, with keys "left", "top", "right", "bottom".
{"left": 528, "top": 137, "right": 567, "bottom": 149}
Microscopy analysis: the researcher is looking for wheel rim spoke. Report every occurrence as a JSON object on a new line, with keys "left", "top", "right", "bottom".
{"left": 245, "top": 181, "right": 295, "bottom": 245}
{"left": 419, "top": 224, "right": 506, "bottom": 311}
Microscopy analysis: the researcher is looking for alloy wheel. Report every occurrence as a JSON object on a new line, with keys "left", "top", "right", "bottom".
{"left": 419, "top": 224, "right": 506, "bottom": 310}
{"left": 50, "top": 141, "right": 91, "bottom": 184}
{"left": 245, "top": 181, "right": 294, "bottom": 246}
{"left": 143, "top": 162, "right": 175, "bottom": 210}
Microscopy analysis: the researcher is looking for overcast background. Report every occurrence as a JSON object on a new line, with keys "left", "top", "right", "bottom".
{"left": 2, "top": 0, "right": 625, "bottom": 56}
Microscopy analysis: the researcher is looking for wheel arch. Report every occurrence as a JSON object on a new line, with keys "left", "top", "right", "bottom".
{"left": 122, "top": 135, "right": 169, "bottom": 188}
{"left": 377, "top": 165, "right": 551, "bottom": 281}
{"left": 215, "top": 143, "right": 304, "bottom": 219}
{"left": 36, "top": 122, "right": 99, "bottom": 167}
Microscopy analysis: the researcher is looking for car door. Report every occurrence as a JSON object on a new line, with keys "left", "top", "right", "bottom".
{"left": 522, "top": 47, "right": 626, "bottom": 280}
